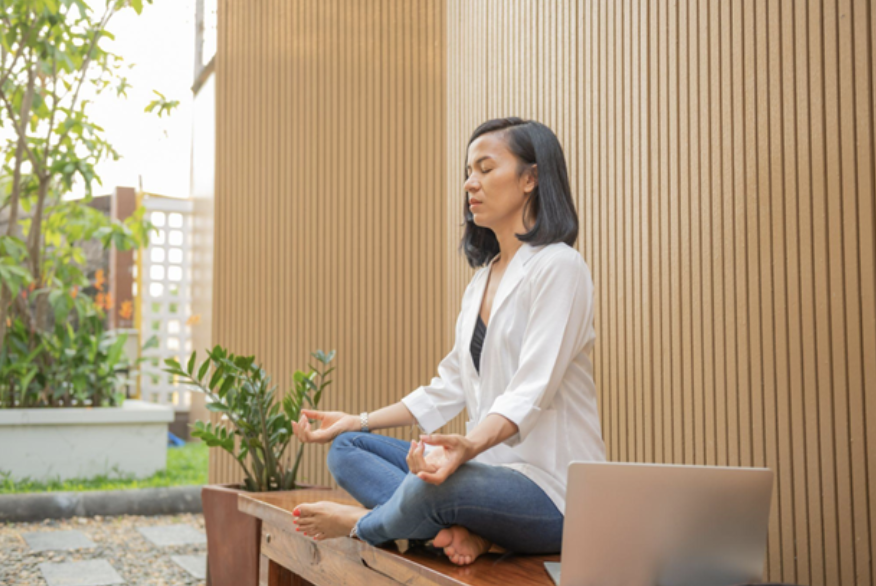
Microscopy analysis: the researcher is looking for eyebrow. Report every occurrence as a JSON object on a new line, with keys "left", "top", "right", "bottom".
{"left": 465, "top": 155, "right": 493, "bottom": 173}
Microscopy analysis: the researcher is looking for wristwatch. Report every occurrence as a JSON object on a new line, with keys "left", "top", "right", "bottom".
{"left": 359, "top": 412, "right": 370, "bottom": 433}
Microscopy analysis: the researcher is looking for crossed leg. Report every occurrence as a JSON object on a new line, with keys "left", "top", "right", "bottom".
{"left": 294, "top": 431, "right": 562, "bottom": 565}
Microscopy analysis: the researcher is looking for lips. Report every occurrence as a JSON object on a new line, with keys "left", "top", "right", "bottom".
{"left": 469, "top": 199, "right": 482, "bottom": 205}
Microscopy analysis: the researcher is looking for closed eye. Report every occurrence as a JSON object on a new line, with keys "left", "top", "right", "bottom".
{"left": 464, "top": 169, "right": 491, "bottom": 181}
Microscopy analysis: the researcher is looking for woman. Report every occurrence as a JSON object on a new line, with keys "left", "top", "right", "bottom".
{"left": 290, "top": 117, "right": 605, "bottom": 566}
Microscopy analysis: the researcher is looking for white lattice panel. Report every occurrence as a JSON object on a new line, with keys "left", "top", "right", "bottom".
{"left": 135, "top": 196, "right": 194, "bottom": 411}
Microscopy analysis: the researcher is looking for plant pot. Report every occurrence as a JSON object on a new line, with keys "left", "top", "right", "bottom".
{"left": 202, "top": 482, "right": 331, "bottom": 586}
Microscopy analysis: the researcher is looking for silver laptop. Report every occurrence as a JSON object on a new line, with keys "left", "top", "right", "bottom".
{"left": 545, "top": 462, "right": 773, "bottom": 586}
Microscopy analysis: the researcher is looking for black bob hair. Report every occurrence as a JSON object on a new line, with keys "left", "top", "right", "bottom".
{"left": 459, "top": 117, "right": 579, "bottom": 268}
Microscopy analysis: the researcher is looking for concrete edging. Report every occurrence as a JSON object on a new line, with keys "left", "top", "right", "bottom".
{"left": 0, "top": 485, "right": 203, "bottom": 523}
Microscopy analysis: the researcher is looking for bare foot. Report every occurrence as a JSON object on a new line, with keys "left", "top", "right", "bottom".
{"left": 293, "top": 502, "right": 369, "bottom": 541}
{"left": 431, "top": 525, "right": 493, "bottom": 566}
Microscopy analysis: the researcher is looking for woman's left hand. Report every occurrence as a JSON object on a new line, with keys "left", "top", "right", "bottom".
{"left": 406, "top": 434, "right": 474, "bottom": 485}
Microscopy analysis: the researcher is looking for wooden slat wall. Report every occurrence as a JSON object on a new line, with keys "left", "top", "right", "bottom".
{"left": 446, "top": 1, "right": 873, "bottom": 585}
{"left": 211, "top": 0, "right": 455, "bottom": 491}
{"left": 213, "top": 1, "right": 875, "bottom": 584}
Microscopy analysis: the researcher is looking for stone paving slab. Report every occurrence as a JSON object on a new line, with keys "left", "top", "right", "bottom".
{"left": 39, "top": 559, "right": 125, "bottom": 586}
{"left": 170, "top": 555, "right": 207, "bottom": 579}
{"left": 22, "top": 530, "right": 96, "bottom": 552}
{"left": 2, "top": 513, "right": 206, "bottom": 586}
{"left": 136, "top": 524, "right": 206, "bottom": 547}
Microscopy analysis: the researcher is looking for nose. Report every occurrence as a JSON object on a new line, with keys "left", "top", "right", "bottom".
{"left": 464, "top": 175, "right": 480, "bottom": 194}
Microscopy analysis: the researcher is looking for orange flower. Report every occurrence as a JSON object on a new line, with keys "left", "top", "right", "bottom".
{"left": 120, "top": 300, "right": 133, "bottom": 320}
{"left": 94, "top": 269, "right": 105, "bottom": 292}
{"left": 104, "top": 292, "right": 114, "bottom": 310}
{"left": 95, "top": 292, "right": 105, "bottom": 310}
{"left": 186, "top": 314, "right": 201, "bottom": 326}
{"left": 71, "top": 286, "right": 79, "bottom": 300}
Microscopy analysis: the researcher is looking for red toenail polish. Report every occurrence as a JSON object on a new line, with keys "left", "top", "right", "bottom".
{"left": 304, "top": 532, "right": 308, "bottom": 536}
{"left": 293, "top": 509, "right": 300, "bottom": 517}
{"left": 296, "top": 528, "right": 300, "bottom": 532}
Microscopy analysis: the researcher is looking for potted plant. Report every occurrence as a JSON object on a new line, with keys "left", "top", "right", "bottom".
{"left": 163, "top": 346, "right": 336, "bottom": 586}
{"left": 0, "top": 308, "right": 169, "bottom": 483}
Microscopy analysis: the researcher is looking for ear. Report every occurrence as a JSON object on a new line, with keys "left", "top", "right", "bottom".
{"left": 523, "top": 164, "right": 538, "bottom": 195}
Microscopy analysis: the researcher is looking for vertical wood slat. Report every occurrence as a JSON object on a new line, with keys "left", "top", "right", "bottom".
{"left": 211, "top": 0, "right": 448, "bottom": 489}
{"left": 209, "top": 2, "right": 876, "bottom": 584}
{"left": 441, "top": 2, "right": 874, "bottom": 584}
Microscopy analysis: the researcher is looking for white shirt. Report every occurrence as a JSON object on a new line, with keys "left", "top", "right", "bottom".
{"left": 401, "top": 241, "right": 606, "bottom": 514}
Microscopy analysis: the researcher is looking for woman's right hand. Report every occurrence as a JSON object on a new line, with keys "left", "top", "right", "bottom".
{"left": 291, "top": 409, "right": 359, "bottom": 444}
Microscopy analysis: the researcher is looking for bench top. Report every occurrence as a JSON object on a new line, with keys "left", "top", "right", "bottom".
{"left": 239, "top": 488, "right": 559, "bottom": 586}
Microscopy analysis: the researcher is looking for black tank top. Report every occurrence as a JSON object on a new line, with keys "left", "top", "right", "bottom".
{"left": 470, "top": 313, "right": 487, "bottom": 373}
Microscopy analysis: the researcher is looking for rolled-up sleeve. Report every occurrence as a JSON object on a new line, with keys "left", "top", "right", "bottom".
{"left": 487, "top": 251, "right": 595, "bottom": 447}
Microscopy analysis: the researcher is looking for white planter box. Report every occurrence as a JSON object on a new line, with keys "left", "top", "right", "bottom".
{"left": 0, "top": 400, "right": 174, "bottom": 482}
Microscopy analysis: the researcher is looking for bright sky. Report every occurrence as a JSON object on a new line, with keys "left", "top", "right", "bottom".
{"left": 67, "top": 0, "right": 197, "bottom": 200}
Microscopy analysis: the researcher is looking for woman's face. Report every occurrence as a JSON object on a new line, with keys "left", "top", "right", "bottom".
{"left": 464, "top": 132, "right": 537, "bottom": 232}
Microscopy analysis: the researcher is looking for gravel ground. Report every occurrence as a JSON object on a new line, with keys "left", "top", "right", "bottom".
{"left": 0, "top": 513, "right": 207, "bottom": 586}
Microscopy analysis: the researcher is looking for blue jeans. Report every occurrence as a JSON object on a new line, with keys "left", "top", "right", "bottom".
{"left": 326, "top": 431, "right": 564, "bottom": 554}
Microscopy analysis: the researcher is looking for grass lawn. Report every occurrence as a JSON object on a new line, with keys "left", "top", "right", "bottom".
{"left": 0, "top": 441, "right": 209, "bottom": 494}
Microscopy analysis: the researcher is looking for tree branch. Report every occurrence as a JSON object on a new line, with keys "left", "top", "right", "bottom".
{"left": 0, "top": 28, "right": 28, "bottom": 91}
{"left": 0, "top": 89, "right": 41, "bottom": 171}
{"left": 44, "top": 6, "right": 116, "bottom": 166}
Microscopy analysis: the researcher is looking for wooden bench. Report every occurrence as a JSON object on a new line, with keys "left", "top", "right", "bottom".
{"left": 239, "top": 489, "right": 559, "bottom": 586}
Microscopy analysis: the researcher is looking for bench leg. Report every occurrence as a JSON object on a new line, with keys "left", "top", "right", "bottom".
{"left": 259, "top": 552, "right": 313, "bottom": 586}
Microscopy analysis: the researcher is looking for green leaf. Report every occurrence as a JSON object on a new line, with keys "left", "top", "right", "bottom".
{"left": 197, "top": 359, "right": 211, "bottom": 382}
{"left": 187, "top": 351, "right": 197, "bottom": 375}
{"left": 205, "top": 402, "right": 228, "bottom": 413}
{"left": 208, "top": 367, "right": 223, "bottom": 391}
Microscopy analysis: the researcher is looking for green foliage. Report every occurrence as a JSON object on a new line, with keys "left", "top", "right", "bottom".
{"left": 144, "top": 89, "right": 179, "bottom": 118}
{"left": 0, "top": 441, "right": 209, "bottom": 494}
{"left": 0, "top": 236, "right": 31, "bottom": 299}
{"left": 164, "top": 347, "right": 337, "bottom": 492}
{"left": 1, "top": 0, "right": 170, "bottom": 407}
{"left": 0, "top": 310, "right": 159, "bottom": 408}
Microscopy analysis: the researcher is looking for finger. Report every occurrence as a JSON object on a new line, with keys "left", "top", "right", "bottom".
{"left": 406, "top": 441, "right": 416, "bottom": 471}
{"left": 420, "top": 434, "right": 451, "bottom": 446}
{"left": 301, "top": 409, "right": 323, "bottom": 421}
{"left": 417, "top": 469, "right": 446, "bottom": 485}
{"left": 301, "top": 416, "right": 319, "bottom": 443}
{"left": 295, "top": 416, "right": 310, "bottom": 443}
{"left": 292, "top": 420, "right": 304, "bottom": 443}
{"left": 411, "top": 441, "right": 425, "bottom": 471}
{"left": 413, "top": 443, "right": 430, "bottom": 472}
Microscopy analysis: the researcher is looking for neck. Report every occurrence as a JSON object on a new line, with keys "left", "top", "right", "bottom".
{"left": 492, "top": 225, "right": 526, "bottom": 269}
